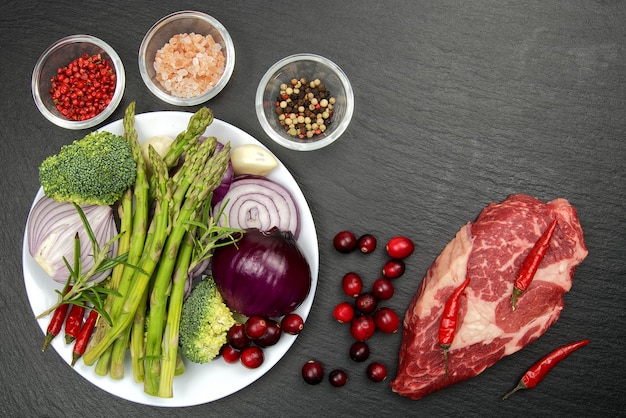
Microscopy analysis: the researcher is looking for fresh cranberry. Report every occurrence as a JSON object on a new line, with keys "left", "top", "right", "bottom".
{"left": 254, "top": 319, "right": 282, "bottom": 348}
{"left": 366, "top": 362, "right": 388, "bottom": 382}
{"left": 281, "top": 313, "right": 304, "bottom": 335}
{"left": 372, "top": 277, "right": 394, "bottom": 300}
{"left": 386, "top": 236, "right": 415, "bottom": 259}
{"left": 349, "top": 341, "right": 370, "bottom": 362}
{"left": 357, "top": 234, "right": 377, "bottom": 254}
{"left": 382, "top": 258, "right": 405, "bottom": 279}
{"left": 342, "top": 272, "right": 363, "bottom": 298}
{"left": 240, "top": 346, "right": 264, "bottom": 369}
{"left": 329, "top": 369, "right": 348, "bottom": 387}
{"left": 374, "top": 307, "right": 400, "bottom": 334}
{"left": 302, "top": 360, "right": 324, "bottom": 385}
{"left": 227, "top": 323, "right": 250, "bottom": 350}
{"left": 350, "top": 315, "right": 376, "bottom": 341}
{"left": 333, "top": 230, "right": 357, "bottom": 253}
{"left": 244, "top": 316, "right": 268, "bottom": 340}
{"left": 333, "top": 302, "right": 355, "bottom": 323}
{"left": 221, "top": 345, "right": 240, "bottom": 364}
{"left": 355, "top": 292, "right": 378, "bottom": 314}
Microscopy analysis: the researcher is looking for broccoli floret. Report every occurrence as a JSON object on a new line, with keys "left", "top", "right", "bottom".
{"left": 179, "top": 277, "right": 236, "bottom": 364}
{"left": 39, "top": 130, "right": 136, "bottom": 206}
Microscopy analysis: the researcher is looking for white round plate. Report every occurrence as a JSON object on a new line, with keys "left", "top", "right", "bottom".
{"left": 22, "top": 112, "right": 319, "bottom": 407}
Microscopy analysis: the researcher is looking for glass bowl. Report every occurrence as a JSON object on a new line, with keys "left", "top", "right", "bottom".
{"left": 255, "top": 53, "right": 354, "bottom": 151}
{"left": 138, "top": 10, "right": 235, "bottom": 106}
{"left": 31, "top": 35, "right": 125, "bottom": 130}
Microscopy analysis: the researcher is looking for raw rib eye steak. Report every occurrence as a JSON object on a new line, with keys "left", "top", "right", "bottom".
{"left": 391, "top": 194, "right": 588, "bottom": 400}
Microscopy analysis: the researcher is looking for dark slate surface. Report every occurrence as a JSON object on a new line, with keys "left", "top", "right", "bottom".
{"left": 1, "top": 1, "right": 624, "bottom": 417}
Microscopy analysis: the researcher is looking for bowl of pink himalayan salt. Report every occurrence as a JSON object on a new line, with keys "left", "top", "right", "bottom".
{"left": 138, "top": 11, "right": 235, "bottom": 106}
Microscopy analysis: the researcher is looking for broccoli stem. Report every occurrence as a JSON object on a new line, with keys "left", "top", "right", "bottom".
{"left": 157, "top": 230, "right": 193, "bottom": 398}
{"left": 82, "top": 147, "right": 171, "bottom": 367}
{"left": 143, "top": 141, "right": 230, "bottom": 396}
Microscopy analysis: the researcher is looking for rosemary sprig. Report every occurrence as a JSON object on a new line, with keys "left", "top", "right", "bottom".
{"left": 186, "top": 197, "right": 243, "bottom": 276}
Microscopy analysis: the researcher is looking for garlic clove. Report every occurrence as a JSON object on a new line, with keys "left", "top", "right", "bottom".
{"left": 230, "top": 144, "right": 278, "bottom": 176}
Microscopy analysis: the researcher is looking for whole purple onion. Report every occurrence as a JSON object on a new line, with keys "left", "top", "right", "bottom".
{"left": 211, "top": 228, "right": 311, "bottom": 317}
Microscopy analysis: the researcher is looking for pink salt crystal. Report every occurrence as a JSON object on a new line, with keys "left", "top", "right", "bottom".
{"left": 153, "top": 32, "right": 226, "bottom": 98}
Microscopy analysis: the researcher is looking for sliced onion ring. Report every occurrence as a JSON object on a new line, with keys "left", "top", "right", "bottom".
{"left": 214, "top": 175, "right": 300, "bottom": 238}
{"left": 27, "top": 195, "right": 118, "bottom": 284}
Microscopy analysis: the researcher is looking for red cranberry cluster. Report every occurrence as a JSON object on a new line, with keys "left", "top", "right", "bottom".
{"left": 302, "top": 231, "right": 415, "bottom": 387}
{"left": 222, "top": 313, "right": 304, "bottom": 369}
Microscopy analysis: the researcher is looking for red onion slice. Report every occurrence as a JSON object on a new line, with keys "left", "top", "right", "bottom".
{"left": 214, "top": 175, "right": 300, "bottom": 238}
{"left": 27, "top": 196, "right": 118, "bottom": 284}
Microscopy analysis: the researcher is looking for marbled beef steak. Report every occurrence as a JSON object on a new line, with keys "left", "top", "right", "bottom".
{"left": 391, "top": 194, "right": 588, "bottom": 400}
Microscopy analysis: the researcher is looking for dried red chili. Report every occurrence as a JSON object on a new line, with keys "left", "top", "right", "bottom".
{"left": 41, "top": 286, "right": 72, "bottom": 352}
{"left": 49, "top": 53, "right": 116, "bottom": 121}
{"left": 71, "top": 309, "right": 99, "bottom": 367}
{"left": 502, "top": 339, "right": 590, "bottom": 400}
{"left": 439, "top": 277, "right": 470, "bottom": 378}
{"left": 511, "top": 219, "right": 558, "bottom": 310}
{"left": 64, "top": 304, "right": 85, "bottom": 344}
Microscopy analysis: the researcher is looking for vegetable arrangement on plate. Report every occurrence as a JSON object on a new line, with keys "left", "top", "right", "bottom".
{"left": 26, "top": 102, "right": 313, "bottom": 399}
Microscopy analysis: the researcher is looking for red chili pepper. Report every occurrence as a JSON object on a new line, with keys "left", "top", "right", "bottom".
{"left": 71, "top": 309, "right": 99, "bottom": 367}
{"left": 511, "top": 219, "right": 558, "bottom": 311}
{"left": 439, "top": 277, "right": 471, "bottom": 378}
{"left": 503, "top": 339, "right": 590, "bottom": 400}
{"left": 64, "top": 304, "right": 85, "bottom": 344}
{"left": 42, "top": 286, "right": 72, "bottom": 352}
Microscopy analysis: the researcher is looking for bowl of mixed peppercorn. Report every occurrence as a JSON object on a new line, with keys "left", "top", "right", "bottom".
{"left": 31, "top": 34, "right": 125, "bottom": 130}
{"left": 255, "top": 53, "right": 354, "bottom": 151}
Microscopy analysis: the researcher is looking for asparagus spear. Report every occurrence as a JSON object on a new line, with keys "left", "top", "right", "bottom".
{"left": 92, "top": 186, "right": 131, "bottom": 377}
{"left": 157, "top": 230, "right": 194, "bottom": 398}
{"left": 148, "top": 107, "right": 214, "bottom": 199}
{"left": 130, "top": 280, "right": 149, "bottom": 382}
{"left": 107, "top": 104, "right": 151, "bottom": 380}
{"left": 163, "top": 107, "right": 214, "bottom": 168}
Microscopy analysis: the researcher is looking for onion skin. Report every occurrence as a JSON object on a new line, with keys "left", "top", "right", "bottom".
{"left": 212, "top": 228, "right": 311, "bottom": 318}
{"left": 27, "top": 195, "right": 118, "bottom": 284}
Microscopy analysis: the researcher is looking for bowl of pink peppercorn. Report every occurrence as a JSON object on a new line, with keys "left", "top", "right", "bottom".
{"left": 255, "top": 53, "right": 354, "bottom": 151}
{"left": 31, "top": 34, "right": 126, "bottom": 130}
{"left": 138, "top": 10, "right": 235, "bottom": 106}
